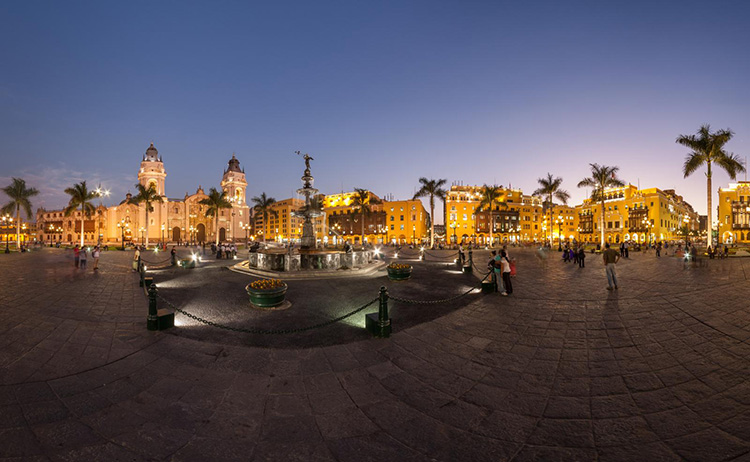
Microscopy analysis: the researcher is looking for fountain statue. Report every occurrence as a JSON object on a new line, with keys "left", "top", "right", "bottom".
{"left": 292, "top": 152, "right": 324, "bottom": 251}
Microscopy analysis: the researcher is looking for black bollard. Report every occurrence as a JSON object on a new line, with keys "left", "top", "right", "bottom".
{"left": 463, "top": 250, "right": 473, "bottom": 273}
{"left": 366, "top": 286, "right": 392, "bottom": 338}
{"left": 147, "top": 283, "right": 159, "bottom": 331}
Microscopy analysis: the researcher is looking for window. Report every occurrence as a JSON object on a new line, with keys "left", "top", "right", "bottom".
{"left": 390, "top": 224, "right": 394, "bottom": 230}
{"left": 390, "top": 216, "right": 394, "bottom": 221}
{"left": 463, "top": 214, "right": 467, "bottom": 221}
{"left": 400, "top": 215, "right": 404, "bottom": 221}
{"left": 411, "top": 215, "right": 416, "bottom": 221}
{"left": 400, "top": 225, "right": 404, "bottom": 230}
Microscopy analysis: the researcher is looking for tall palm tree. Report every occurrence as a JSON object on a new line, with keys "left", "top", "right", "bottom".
{"left": 577, "top": 164, "right": 625, "bottom": 247}
{"left": 413, "top": 177, "right": 448, "bottom": 248}
{"left": 64, "top": 181, "right": 98, "bottom": 247}
{"left": 251, "top": 192, "right": 277, "bottom": 242}
{"left": 351, "top": 188, "right": 381, "bottom": 246}
{"left": 533, "top": 173, "right": 570, "bottom": 246}
{"left": 128, "top": 183, "right": 164, "bottom": 248}
{"left": 475, "top": 184, "right": 507, "bottom": 247}
{"left": 677, "top": 124, "right": 745, "bottom": 242}
{"left": 199, "top": 187, "right": 232, "bottom": 245}
{"left": 1, "top": 178, "right": 39, "bottom": 249}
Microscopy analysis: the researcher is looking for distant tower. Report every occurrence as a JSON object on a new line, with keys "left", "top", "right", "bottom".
{"left": 138, "top": 143, "right": 166, "bottom": 195}
{"left": 221, "top": 154, "right": 250, "bottom": 241}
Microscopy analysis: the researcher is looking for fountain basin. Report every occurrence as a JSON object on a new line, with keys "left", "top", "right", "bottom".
{"left": 246, "top": 250, "right": 373, "bottom": 272}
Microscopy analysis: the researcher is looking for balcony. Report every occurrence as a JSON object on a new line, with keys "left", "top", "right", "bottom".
{"left": 732, "top": 223, "right": 750, "bottom": 230}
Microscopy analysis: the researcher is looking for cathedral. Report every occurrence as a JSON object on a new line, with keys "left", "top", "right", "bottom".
{"left": 36, "top": 143, "right": 250, "bottom": 245}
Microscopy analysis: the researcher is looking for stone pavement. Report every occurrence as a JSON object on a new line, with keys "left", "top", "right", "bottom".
{"left": 2, "top": 247, "right": 750, "bottom": 461}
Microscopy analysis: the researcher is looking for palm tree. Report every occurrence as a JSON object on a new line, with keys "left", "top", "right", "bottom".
{"left": 199, "top": 187, "right": 232, "bottom": 245}
{"left": 64, "top": 181, "right": 98, "bottom": 247}
{"left": 475, "top": 184, "right": 507, "bottom": 247}
{"left": 351, "top": 188, "right": 381, "bottom": 246}
{"left": 1, "top": 178, "right": 39, "bottom": 249}
{"left": 413, "top": 177, "right": 448, "bottom": 248}
{"left": 128, "top": 183, "right": 164, "bottom": 248}
{"left": 533, "top": 173, "right": 570, "bottom": 246}
{"left": 251, "top": 192, "right": 277, "bottom": 242}
{"left": 577, "top": 164, "right": 625, "bottom": 247}
{"left": 678, "top": 124, "right": 745, "bottom": 242}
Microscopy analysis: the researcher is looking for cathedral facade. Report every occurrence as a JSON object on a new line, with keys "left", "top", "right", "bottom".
{"left": 37, "top": 143, "right": 250, "bottom": 246}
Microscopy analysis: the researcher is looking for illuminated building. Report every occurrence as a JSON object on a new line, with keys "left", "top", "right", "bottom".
{"left": 717, "top": 181, "right": 750, "bottom": 244}
{"left": 36, "top": 144, "right": 249, "bottom": 245}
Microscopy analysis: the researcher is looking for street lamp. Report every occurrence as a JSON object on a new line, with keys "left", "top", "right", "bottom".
{"left": 139, "top": 227, "right": 145, "bottom": 245}
{"left": 2, "top": 215, "right": 10, "bottom": 253}
{"left": 555, "top": 215, "right": 563, "bottom": 251}
{"left": 641, "top": 217, "right": 651, "bottom": 247}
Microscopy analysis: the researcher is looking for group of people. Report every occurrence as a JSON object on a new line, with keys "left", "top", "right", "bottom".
{"left": 487, "top": 246, "right": 516, "bottom": 296}
{"left": 73, "top": 244, "right": 101, "bottom": 270}
{"left": 212, "top": 242, "right": 237, "bottom": 259}
{"left": 561, "top": 245, "right": 586, "bottom": 268}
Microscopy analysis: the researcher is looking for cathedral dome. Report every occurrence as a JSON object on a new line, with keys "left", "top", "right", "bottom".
{"left": 144, "top": 143, "right": 160, "bottom": 162}
{"left": 226, "top": 154, "right": 242, "bottom": 173}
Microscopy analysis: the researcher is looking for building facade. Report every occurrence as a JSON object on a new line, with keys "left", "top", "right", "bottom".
{"left": 718, "top": 181, "right": 750, "bottom": 244}
{"left": 37, "top": 144, "right": 250, "bottom": 246}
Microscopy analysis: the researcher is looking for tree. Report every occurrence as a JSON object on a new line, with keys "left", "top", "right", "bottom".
{"left": 351, "top": 188, "right": 381, "bottom": 246}
{"left": 1, "top": 178, "right": 39, "bottom": 249}
{"left": 251, "top": 192, "right": 277, "bottom": 242}
{"left": 678, "top": 124, "right": 745, "bottom": 243}
{"left": 577, "top": 164, "right": 625, "bottom": 247}
{"left": 199, "top": 187, "right": 232, "bottom": 245}
{"left": 533, "top": 173, "right": 570, "bottom": 246}
{"left": 413, "top": 177, "right": 448, "bottom": 248}
{"left": 475, "top": 184, "right": 507, "bottom": 247}
{"left": 64, "top": 181, "right": 98, "bottom": 247}
{"left": 128, "top": 183, "right": 164, "bottom": 248}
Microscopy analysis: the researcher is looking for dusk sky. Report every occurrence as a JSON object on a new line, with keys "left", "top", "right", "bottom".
{"left": 2, "top": 1, "right": 749, "bottom": 223}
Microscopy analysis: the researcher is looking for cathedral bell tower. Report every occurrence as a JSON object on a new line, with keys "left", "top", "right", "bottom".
{"left": 138, "top": 143, "right": 166, "bottom": 195}
{"left": 220, "top": 154, "right": 249, "bottom": 242}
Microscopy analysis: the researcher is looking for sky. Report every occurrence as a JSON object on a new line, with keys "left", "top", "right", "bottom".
{"left": 1, "top": 0, "right": 749, "bottom": 223}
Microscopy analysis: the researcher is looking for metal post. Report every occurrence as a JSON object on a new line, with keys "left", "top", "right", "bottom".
{"left": 147, "top": 283, "right": 158, "bottom": 331}
{"left": 378, "top": 286, "right": 389, "bottom": 326}
{"left": 139, "top": 259, "right": 145, "bottom": 287}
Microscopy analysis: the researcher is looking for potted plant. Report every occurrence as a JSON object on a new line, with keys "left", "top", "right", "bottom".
{"left": 387, "top": 262, "right": 412, "bottom": 281}
{"left": 246, "top": 278, "right": 288, "bottom": 307}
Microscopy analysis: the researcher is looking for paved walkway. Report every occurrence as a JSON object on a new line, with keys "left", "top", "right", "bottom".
{"left": 2, "top": 247, "right": 750, "bottom": 461}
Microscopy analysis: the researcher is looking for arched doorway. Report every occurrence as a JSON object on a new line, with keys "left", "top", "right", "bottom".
{"left": 219, "top": 227, "right": 226, "bottom": 242}
{"left": 172, "top": 227, "right": 180, "bottom": 242}
{"left": 67, "top": 234, "right": 72, "bottom": 243}
{"left": 196, "top": 223, "right": 206, "bottom": 243}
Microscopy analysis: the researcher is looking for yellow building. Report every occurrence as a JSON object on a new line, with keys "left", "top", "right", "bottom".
{"left": 541, "top": 205, "right": 578, "bottom": 246}
{"left": 323, "top": 191, "right": 429, "bottom": 245}
{"left": 575, "top": 185, "right": 699, "bottom": 244}
{"left": 444, "top": 184, "right": 536, "bottom": 244}
{"left": 252, "top": 197, "right": 326, "bottom": 244}
{"left": 717, "top": 181, "right": 750, "bottom": 244}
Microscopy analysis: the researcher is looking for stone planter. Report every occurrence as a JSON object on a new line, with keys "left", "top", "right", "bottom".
{"left": 387, "top": 266, "right": 412, "bottom": 281}
{"left": 246, "top": 283, "right": 288, "bottom": 308}
{"left": 481, "top": 281, "right": 495, "bottom": 294}
{"left": 462, "top": 265, "right": 473, "bottom": 274}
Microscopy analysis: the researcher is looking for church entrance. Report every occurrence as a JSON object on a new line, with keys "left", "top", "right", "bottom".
{"left": 219, "top": 227, "right": 226, "bottom": 242}
{"left": 196, "top": 223, "right": 206, "bottom": 243}
{"left": 172, "top": 227, "right": 181, "bottom": 242}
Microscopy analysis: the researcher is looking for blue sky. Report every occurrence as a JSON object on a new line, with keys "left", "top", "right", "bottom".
{"left": 1, "top": 1, "right": 749, "bottom": 222}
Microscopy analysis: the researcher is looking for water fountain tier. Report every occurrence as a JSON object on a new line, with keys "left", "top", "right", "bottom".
{"left": 292, "top": 153, "right": 324, "bottom": 250}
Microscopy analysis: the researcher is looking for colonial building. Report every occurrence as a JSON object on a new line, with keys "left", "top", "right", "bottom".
{"left": 37, "top": 144, "right": 250, "bottom": 246}
{"left": 718, "top": 181, "right": 750, "bottom": 244}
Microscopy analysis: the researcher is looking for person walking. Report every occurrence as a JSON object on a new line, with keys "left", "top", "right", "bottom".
{"left": 171, "top": 246, "right": 177, "bottom": 266}
{"left": 656, "top": 242, "right": 662, "bottom": 257}
{"left": 92, "top": 246, "right": 100, "bottom": 270}
{"left": 578, "top": 246, "right": 586, "bottom": 268}
{"left": 602, "top": 243, "right": 620, "bottom": 290}
{"left": 79, "top": 246, "right": 88, "bottom": 270}
{"left": 493, "top": 250, "right": 506, "bottom": 294}
{"left": 73, "top": 245, "right": 80, "bottom": 268}
{"left": 132, "top": 247, "right": 140, "bottom": 272}
{"left": 500, "top": 250, "right": 512, "bottom": 295}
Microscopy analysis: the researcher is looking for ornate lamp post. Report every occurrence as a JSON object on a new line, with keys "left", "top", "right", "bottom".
{"left": 555, "top": 215, "right": 563, "bottom": 251}
{"left": 139, "top": 227, "right": 145, "bottom": 245}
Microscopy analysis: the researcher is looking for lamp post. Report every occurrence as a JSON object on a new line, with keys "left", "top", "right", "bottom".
{"left": 139, "top": 227, "right": 145, "bottom": 245}
{"left": 555, "top": 215, "right": 563, "bottom": 251}
{"left": 2, "top": 215, "right": 10, "bottom": 253}
{"left": 683, "top": 215, "right": 690, "bottom": 244}
{"left": 161, "top": 224, "right": 165, "bottom": 246}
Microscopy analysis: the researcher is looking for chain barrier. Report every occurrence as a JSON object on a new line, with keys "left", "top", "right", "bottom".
{"left": 156, "top": 294, "right": 379, "bottom": 334}
{"left": 140, "top": 256, "right": 173, "bottom": 265}
{"left": 389, "top": 271, "right": 491, "bottom": 305}
{"left": 422, "top": 250, "right": 459, "bottom": 260}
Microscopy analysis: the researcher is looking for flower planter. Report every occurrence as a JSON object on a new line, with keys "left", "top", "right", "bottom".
{"left": 179, "top": 258, "right": 196, "bottom": 269}
{"left": 387, "top": 266, "right": 412, "bottom": 281}
{"left": 246, "top": 282, "right": 288, "bottom": 307}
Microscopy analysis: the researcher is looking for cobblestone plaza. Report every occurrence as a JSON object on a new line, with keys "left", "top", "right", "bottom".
{"left": 2, "top": 248, "right": 750, "bottom": 461}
